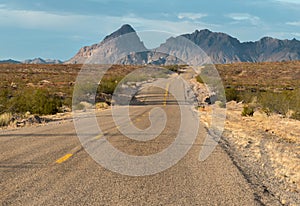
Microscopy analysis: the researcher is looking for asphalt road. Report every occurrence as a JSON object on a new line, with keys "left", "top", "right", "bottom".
{"left": 1, "top": 75, "right": 259, "bottom": 205}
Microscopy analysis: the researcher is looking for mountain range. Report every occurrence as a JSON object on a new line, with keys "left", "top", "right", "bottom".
{"left": 66, "top": 24, "right": 300, "bottom": 64}
{"left": 0, "top": 58, "right": 62, "bottom": 64}
{"left": 2, "top": 24, "right": 300, "bottom": 64}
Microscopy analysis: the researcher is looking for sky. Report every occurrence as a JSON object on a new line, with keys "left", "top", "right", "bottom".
{"left": 0, "top": 0, "right": 299, "bottom": 61}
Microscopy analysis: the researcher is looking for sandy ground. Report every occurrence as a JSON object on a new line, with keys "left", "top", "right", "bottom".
{"left": 191, "top": 78, "right": 300, "bottom": 205}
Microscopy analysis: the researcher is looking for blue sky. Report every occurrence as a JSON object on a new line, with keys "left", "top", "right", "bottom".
{"left": 0, "top": 0, "right": 299, "bottom": 61}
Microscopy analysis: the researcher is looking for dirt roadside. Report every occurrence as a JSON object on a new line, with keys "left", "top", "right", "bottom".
{"left": 191, "top": 78, "right": 300, "bottom": 206}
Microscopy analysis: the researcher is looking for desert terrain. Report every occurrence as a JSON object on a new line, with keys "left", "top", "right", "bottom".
{"left": 0, "top": 61, "right": 299, "bottom": 205}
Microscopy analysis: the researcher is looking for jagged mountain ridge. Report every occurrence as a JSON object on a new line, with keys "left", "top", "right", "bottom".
{"left": 23, "top": 58, "right": 63, "bottom": 64}
{"left": 0, "top": 59, "right": 21, "bottom": 64}
{"left": 181, "top": 30, "right": 300, "bottom": 63}
{"left": 0, "top": 58, "right": 63, "bottom": 64}
{"left": 64, "top": 24, "right": 300, "bottom": 64}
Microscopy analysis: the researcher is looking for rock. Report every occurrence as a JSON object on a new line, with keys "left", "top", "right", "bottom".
{"left": 16, "top": 120, "right": 26, "bottom": 127}
{"left": 39, "top": 80, "right": 51, "bottom": 85}
{"left": 204, "top": 94, "right": 217, "bottom": 105}
{"left": 96, "top": 102, "right": 109, "bottom": 110}
{"left": 10, "top": 82, "right": 17, "bottom": 89}
{"left": 26, "top": 83, "right": 35, "bottom": 87}
{"left": 96, "top": 93, "right": 112, "bottom": 105}
{"left": 79, "top": 101, "right": 93, "bottom": 110}
{"left": 25, "top": 111, "right": 31, "bottom": 118}
{"left": 28, "top": 115, "right": 42, "bottom": 124}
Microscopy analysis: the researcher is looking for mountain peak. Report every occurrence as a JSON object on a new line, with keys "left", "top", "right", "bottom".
{"left": 103, "top": 24, "right": 136, "bottom": 42}
{"left": 198, "top": 29, "right": 212, "bottom": 33}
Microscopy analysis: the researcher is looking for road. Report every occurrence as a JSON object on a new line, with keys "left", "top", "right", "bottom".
{"left": 1, "top": 74, "right": 259, "bottom": 205}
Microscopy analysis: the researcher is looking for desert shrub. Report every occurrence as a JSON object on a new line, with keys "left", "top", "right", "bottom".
{"left": 163, "top": 65, "right": 187, "bottom": 73}
{"left": 257, "top": 90, "right": 294, "bottom": 116}
{"left": 164, "top": 65, "right": 179, "bottom": 73}
{"left": 235, "top": 88, "right": 300, "bottom": 120}
{"left": 9, "top": 88, "right": 62, "bottom": 115}
{"left": 0, "top": 112, "right": 12, "bottom": 126}
{"left": 225, "top": 87, "right": 239, "bottom": 102}
{"left": 0, "top": 88, "right": 12, "bottom": 113}
{"left": 73, "top": 82, "right": 97, "bottom": 105}
{"left": 242, "top": 105, "right": 254, "bottom": 116}
{"left": 63, "top": 97, "right": 72, "bottom": 109}
{"left": 73, "top": 102, "right": 85, "bottom": 111}
{"left": 196, "top": 75, "right": 204, "bottom": 84}
{"left": 98, "top": 76, "right": 123, "bottom": 95}
{"left": 217, "top": 101, "right": 226, "bottom": 108}
{"left": 291, "top": 111, "right": 300, "bottom": 120}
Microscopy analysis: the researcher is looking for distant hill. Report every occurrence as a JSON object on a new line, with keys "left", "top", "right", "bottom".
{"left": 0, "top": 58, "right": 63, "bottom": 64}
{"left": 0, "top": 59, "right": 21, "bottom": 64}
{"left": 66, "top": 24, "right": 300, "bottom": 64}
{"left": 23, "top": 58, "right": 63, "bottom": 64}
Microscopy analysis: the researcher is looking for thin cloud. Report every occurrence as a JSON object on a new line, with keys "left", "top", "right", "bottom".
{"left": 291, "top": 32, "right": 300, "bottom": 37}
{"left": 0, "top": 7, "right": 89, "bottom": 30}
{"left": 286, "top": 21, "right": 300, "bottom": 26}
{"left": 178, "top": 12, "right": 207, "bottom": 21}
{"left": 274, "top": 0, "right": 300, "bottom": 4}
{"left": 0, "top": 7, "right": 216, "bottom": 36}
{"left": 227, "top": 13, "right": 261, "bottom": 25}
{"left": 272, "top": 0, "right": 300, "bottom": 10}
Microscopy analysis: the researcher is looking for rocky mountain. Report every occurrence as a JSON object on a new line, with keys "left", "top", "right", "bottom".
{"left": 0, "top": 59, "right": 21, "bottom": 64}
{"left": 66, "top": 24, "right": 300, "bottom": 64}
{"left": 23, "top": 58, "right": 62, "bottom": 64}
{"left": 181, "top": 30, "right": 300, "bottom": 63}
{"left": 65, "top": 24, "right": 147, "bottom": 64}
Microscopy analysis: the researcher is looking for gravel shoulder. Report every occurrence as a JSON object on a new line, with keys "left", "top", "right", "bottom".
{"left": 199, "top": 101, "right": 299, "bottom": 206}
{"left": 190, "top": 77, "right": 300, "bottom": 206}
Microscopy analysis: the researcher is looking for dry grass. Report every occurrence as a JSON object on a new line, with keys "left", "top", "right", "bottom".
{"left": 0, "top": 112, "right": 12, "bottom": 126}
{"left": 0, "top": 64, "right": 140, "bottom": 115}
{"left": 213, "top": 61, "right": 300, "bottom": 119}
{"left": 215, "top": 61, "right": 300, "bottom": 89}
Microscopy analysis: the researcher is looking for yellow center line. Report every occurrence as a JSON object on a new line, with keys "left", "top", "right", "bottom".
{"left": 94, "top": 133, "right": 103, "bottom": 140}
{"left": 163, "top": 82, "right": 170, "bottom": 106}
{"left": 55, "top": 153, "right": 73, "bottom": 164}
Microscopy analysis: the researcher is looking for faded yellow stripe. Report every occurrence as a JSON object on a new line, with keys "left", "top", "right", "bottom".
{"left": 94, "top": 134, "right": 103, "bottom": 140}
{"left": 163, "top": 82, "right": 170, "bottom": 106}
{"left": 55, "top": 153, "right": 73, "bottom": 164}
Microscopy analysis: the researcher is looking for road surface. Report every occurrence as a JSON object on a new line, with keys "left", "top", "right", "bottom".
{"left": 1, "top": 75, "right": 259, "bottom": 205}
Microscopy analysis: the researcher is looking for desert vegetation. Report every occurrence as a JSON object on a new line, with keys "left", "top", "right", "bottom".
{"left": 0, "top": 64, "right": 179, "bottom": 121}
{"left": 1, "top": 61, "right": 299, "bottom": 126}
{"left": 197, "top": 61, "right": 300, "bottom": 120}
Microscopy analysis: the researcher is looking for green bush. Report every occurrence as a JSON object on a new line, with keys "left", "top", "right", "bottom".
{"left": 196, "top": 75, "right": 204, "bottom": 84}
{"left": 257, "top": 90, "right": 298, "bottom": 117}
{"left": 98, "top": 76, "right": 123, "bottom": 95}
{"left": 225, "top": 87, "right": 239, "bottom": 102}
{"left": 9, "top": 88, "right": 62, "bottom": 115}
{"left": 242, "top": 105, "right": 254, "bottom": 116}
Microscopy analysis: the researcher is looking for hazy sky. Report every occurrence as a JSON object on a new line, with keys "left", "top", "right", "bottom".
{"left": 0, "top": 0, "right": 299, "bottom": 61}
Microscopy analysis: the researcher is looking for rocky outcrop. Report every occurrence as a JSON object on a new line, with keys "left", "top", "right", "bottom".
{"left": 65, "top": 24, "right": 147, "bottom": 64}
